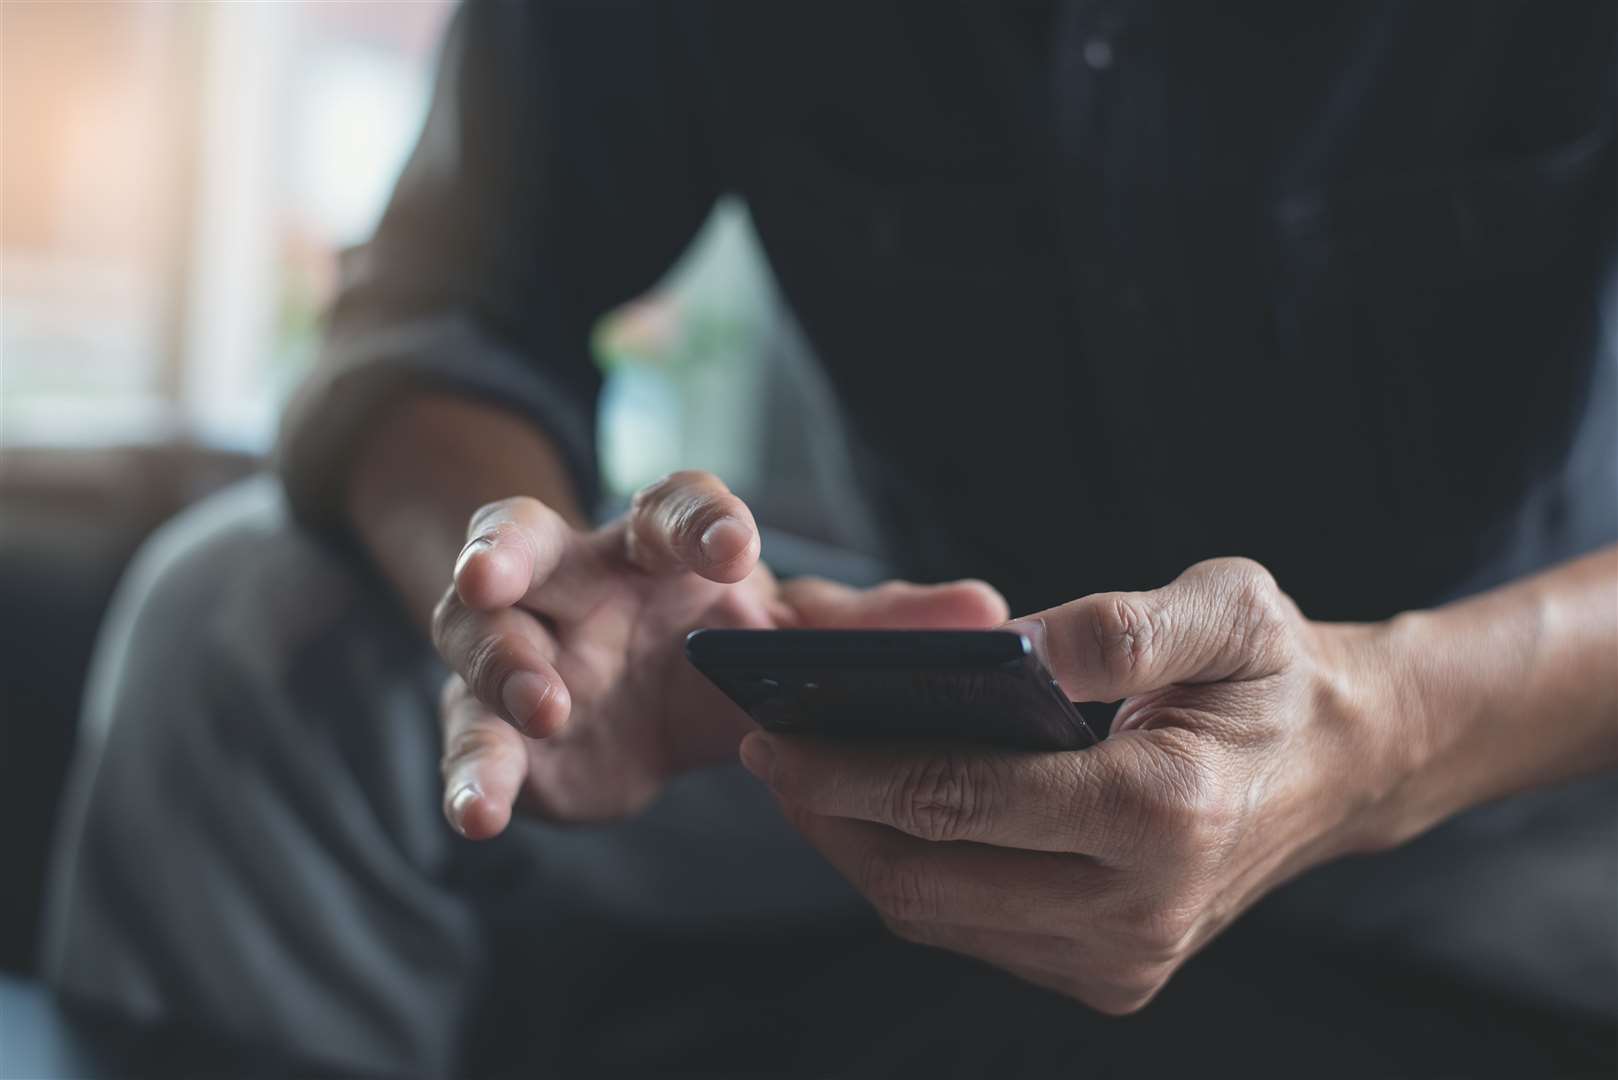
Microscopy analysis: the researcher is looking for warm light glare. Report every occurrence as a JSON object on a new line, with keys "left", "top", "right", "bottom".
{"left": 1, "top": 0, "right": 452, "bottom": 448}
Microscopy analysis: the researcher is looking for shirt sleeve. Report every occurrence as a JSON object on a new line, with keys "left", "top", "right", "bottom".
{"left": 275, "top": 0, "right": 721, "bottom": 532}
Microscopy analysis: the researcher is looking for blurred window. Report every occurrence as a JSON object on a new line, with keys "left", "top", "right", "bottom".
{"left": 2, "top": 1, "right": 790, "bottom": 516}
{"left": 3, "top": 1, "right": 452, "bottom": 449}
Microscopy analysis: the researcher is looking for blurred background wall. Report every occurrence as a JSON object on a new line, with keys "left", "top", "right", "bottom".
{"left": 1, "top": 0, "right": 874, "bottom": 979}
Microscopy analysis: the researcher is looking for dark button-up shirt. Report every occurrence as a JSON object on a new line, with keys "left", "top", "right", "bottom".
{"left": 283, "top": 0, "right": 1616, "bottom": 622}
{"left": 277, "top": 0, "right": 1616, "bottom": 1067}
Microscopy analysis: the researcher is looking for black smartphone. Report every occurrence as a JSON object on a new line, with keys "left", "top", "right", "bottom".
{"left": 685, "top": 629, "right": 1099, "bottom": 752}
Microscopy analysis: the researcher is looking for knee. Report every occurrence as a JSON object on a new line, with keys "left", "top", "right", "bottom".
{"left": 78, "top": 476, "right": 407, "bottom": 748}
{"left": 42, "top": 478, "right": 467, "bottom": 1076}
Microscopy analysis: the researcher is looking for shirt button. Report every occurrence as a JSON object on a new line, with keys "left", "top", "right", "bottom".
{"left": 1082, "top": 38, "right": 1114, "bottom": 70}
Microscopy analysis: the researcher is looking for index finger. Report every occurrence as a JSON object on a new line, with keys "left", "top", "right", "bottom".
{"left": 455, "top": 496, "right": 607, "bottom": 619}
{"left": 740, "top": 732, "right": 1162, "bottom": 861}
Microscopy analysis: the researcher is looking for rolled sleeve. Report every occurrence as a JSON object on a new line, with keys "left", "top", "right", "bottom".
{"left": 276, "top": 310, "right": 604, "bottom": 531}
{"left": 276, "top": 0, "right": 720, "bottom": 534}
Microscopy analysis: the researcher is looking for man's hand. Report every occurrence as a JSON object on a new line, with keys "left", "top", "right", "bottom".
{"left": 740, "top": 558, "right": 1415, "bottom": 1014}
{"left": 433, "top": 469, "right": 1008, "bottom": 834}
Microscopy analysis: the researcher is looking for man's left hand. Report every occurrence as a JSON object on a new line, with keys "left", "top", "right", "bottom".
{"left": 740, "top": 558, "right": 1417, "bottom": 1014}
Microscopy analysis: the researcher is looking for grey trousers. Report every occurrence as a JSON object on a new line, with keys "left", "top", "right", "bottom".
{"left": 42, "top": 478, "right": 1618, "bottom": 1077}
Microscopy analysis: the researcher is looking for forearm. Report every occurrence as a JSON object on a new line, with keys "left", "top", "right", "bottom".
{"left": 345, "top": 391, "right": 588, "bottom": 631}
{"left": 1375, "top": 544, "right": 1618, "bottom": 844}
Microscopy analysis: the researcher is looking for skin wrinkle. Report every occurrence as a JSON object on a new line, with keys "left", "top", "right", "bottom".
{"left": 460, "top": 631, "right": 516, "bottom": 711}
{"left": 1079, "top": 737, "right": 1156, "bottom": 861}
{"left": 1033, "top": 753, "right": 1092, "bottom": 853}
{"left": 860, "top": 843, "right": 942, "bottom": 924}
{"left": 892, "top": 750, "right": 979, "bottom": 843}
{"left": 1223, "top": 574, "right": 1286, "bottom": 677}
{"left": 756, "top": 552, "right": 1618, "bottom": 1014}
{"left": 1102, "top": 593, "right": 1157, "bottom": 688}
{"left": 627, "top": 469, "right": 751, "bottom": 575}
{"left": 440, "top": 728, "right": 504, "bottom": 781}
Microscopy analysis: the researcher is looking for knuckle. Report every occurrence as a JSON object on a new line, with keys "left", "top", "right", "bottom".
{"left": 439, "top": 726, "right": 506, "bottom": 774}
{"left": 1231, "top": 565, "right": 1283, "bottom": 625}
{"left": 630, "top": 471, "right": 728, "bottom": 548}
{"left": 461, "top": 632, "right": 516, "bottom": 704}
{"left": 1223, "top": 557, "right": 1278, "bottom": 604}
{"left": 858, "top": 848, "right": 940, "bottom": 924}
{"left": 1218, "top": 559, "right": 1292, "bottom": 663}
{"left": 628, "top": 473, "right": 674, "bottom": 516}
{"left": 886, "top": 752, "right": 985, "bottom": 842}
{"left": 1092, "top": 593, "right": 1160, "bottom": 683}
{"left": 1135, "top": 758, "right": 1193, "bottom": 836}
{"left": 632, "top": 470, "right": 710, "bottom": 514}
{"left": 1141, "top": 735, "right": 1227, "bottom": 827}
{"left": 1064, "top": 746, "right": 1148, "bottom": 850}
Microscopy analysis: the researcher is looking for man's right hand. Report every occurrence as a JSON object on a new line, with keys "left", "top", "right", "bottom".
{"left": 432, "top": 469, "right": 1007, "bottom": 837}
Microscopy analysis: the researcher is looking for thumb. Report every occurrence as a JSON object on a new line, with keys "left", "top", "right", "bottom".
{"left": 781, "top": 577, "right": 1009, "bottom": 629}
{"left": 1025, "top": 557, "right": 1291, "bottom": 701}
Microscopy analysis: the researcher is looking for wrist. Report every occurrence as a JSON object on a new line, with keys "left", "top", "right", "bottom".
{"left": 1333, "top": 606, "right": 1504, "bottom": 855}
{"left": 1311, "top": 615, "right": 1443, "bottom": 858}
{"left": 345, "top": 393, "right": 588, "bottom": 630}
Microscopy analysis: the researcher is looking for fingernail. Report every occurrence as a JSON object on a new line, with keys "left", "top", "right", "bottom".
{"left": 500, "top": 671, "right": 552, "bottom": 733}
{"left": 700, "top": 516, "right": 750, "bottom": 564}
{"left": 454, "top": 536, "right": 494, "bottom": 579}
{"left": 1004, "top": 616, "right": 1049, "bottom": 658}
{"left": 739, "top": 734, "right": 775, "bottom": 783}
{"left": 448, "top": 785, "right": 480, "bottom": 836}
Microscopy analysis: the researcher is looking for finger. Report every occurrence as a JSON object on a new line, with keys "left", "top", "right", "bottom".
{"left": 1023, "top": 557, "right": 1291, "bottom": 702}
{"left": 431, "top": 589, "right": 572, "bottom": 737}
{"left": 439, "top": 676, "right": 529, "bottom": 840}
{"left": 743, "top": 731, "right": 1156, "bottom": 860}
{"left": 622, "top": 470, "right": 760, "bottom": 582}
{"left": 780, "top": 577, "right": 1010, "bottom": 629}
{"left": 456, "top": 495, "right": 608, "bottom": 621}
{"left": 783, "top": 807, "right": 1105, "bottom": 934}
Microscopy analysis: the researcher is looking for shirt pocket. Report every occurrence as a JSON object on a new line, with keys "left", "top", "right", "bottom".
{"left": 1269, "top": 122, "right": 1616, "bottom": 528}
